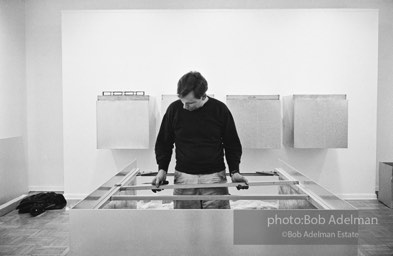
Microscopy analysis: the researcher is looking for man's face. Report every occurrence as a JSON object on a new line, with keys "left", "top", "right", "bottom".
{"left": 180, "top": 91, "right": 205, "bottom": 111}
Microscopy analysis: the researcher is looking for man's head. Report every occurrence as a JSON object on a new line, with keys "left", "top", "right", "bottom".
{"left": 177, "top": 71, "right": 208, "bottom": 111}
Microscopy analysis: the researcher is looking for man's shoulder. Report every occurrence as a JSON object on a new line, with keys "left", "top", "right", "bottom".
{"left": 208, "top": 97, "right": 229, "bottom": 111}
{"left": 166, "top": 99, "right": 182, "bottom": 114}
{"left": 168, "top": 99, "right": 182, "bottom": 109}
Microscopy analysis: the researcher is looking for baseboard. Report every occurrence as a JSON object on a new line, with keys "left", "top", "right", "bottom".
{"left": 338, "top": 193, "right": 377, "bottom": 200}
{"left": 28, "top": 186, "right": 64, "bottom": 192}
{"left": 0, "top": 194, "right": 27, "bottom": 216}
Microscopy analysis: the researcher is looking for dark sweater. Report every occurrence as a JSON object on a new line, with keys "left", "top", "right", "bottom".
{"left": 155, "top": 97, "right": 242, "bottom": 175}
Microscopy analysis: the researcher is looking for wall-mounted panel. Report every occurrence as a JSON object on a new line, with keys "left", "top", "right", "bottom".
{"left": 293, "top": 95, "right": 348, "bottom": 148}
{"left": 97, "top": 95, "right": 149, "bottom": 149}
{"left": 226, "top": 95, "right": 281, "bottom": 149}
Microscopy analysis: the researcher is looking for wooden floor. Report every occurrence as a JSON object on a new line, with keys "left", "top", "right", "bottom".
{"left": 348, "top": 200, "right": 393, "bottom": 256}
{"left": 0, "top": 199, "right": 392, "bottom": 256}
{"left": 0, "top": 200, "right": 79, "bottom": 256}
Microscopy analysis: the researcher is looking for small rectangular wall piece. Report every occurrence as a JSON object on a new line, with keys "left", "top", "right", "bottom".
{"left": 292, "top": 94, "right": 348, "bottom": 148}
{"left": 97, "top": 95, "right": 149, "bottom": 149}
{"left": 226, "top": 95, "right": 281, "bottom": 149}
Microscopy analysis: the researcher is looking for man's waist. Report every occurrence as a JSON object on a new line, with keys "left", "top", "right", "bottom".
{"left": 175, "top": 162, "right": 225, "bottom": 175}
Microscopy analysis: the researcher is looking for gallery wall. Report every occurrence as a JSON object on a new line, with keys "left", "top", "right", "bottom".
{"left": 62, "top": 9, "right": 378, "bottom": 198}
{"left": 22, "top": 0, "right": 393, "bottom": 200}
{"left": 0, "top": 0, "right": 28, "bottom": 204}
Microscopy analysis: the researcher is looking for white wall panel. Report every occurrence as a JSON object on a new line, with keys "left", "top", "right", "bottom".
{"left": 97, "top": 96, "right": 149, "bottom": 149}
{"left": 226, "top": 95, "right": 281, "bottom": 149}
{"left": 293, "top": 95, "right": 348, "bottom": 148}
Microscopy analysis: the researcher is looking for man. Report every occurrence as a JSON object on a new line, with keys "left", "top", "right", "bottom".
{"left": 153, "top": 71, "right": 248, "bottom": 209}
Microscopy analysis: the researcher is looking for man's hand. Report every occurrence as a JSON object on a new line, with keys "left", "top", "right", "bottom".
{"left": 231, "top": 173, "right": 249, "bottom": 190}
{"left": 151, "top": 169, "right": 167, "bottom": 193}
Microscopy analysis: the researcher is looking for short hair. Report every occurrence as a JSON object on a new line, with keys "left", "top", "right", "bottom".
{"left": 177, "top": 71, "right": 208, "bottom": 99}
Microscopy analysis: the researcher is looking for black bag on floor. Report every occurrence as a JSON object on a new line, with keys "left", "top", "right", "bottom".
{"left": 16, "top": 192, "right": 67, "bottom": 217}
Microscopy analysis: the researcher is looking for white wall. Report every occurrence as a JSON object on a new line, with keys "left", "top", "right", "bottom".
{"left": 0, "top": 0, "right": 25, "bottom": 139}
{"left": 0, "top": 0, "right": 28, "bottom": 204}
{"left": 0, "top": 137, "right": 28, "bottom": 205}
{"left": 24, "top": 0, "right": 393, "bottom": 200}
{"left": 25, "top": 0, "right": 65, "bottom": 192}
{"left": 376, "top": 6, "right": 393, "bottom": 190}
{"left": 62, "top": 9, "right": 378, "bottom": 198}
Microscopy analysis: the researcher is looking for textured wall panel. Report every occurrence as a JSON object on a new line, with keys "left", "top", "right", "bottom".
{"left": 97, "top": 96, "right": 149, "bottom": 149}
{"left": 293, "top": 95, "right": 348, "bottom": 148}
{"left": 226, "top": 95, "right": 281, "bottom": 149}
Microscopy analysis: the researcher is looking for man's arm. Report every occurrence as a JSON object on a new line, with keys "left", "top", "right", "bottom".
{"left": 153, "top": 110, "right": 175, "bottom": 190}
{"left": 155, "top": 111, "right": 175, "bottom": 173}
{"left": 222, "top": 107, "right": 248, "bottom": 187}
{"left": 222, "top": 107, "right": 242, "bottom": 175}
